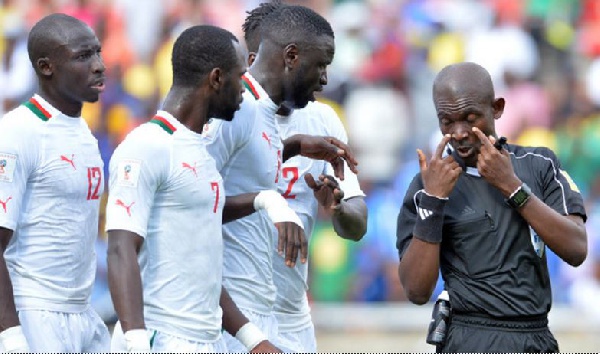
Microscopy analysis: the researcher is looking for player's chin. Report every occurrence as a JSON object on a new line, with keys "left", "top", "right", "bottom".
{"left": 83, "top": 92, "right": 101, "bottom": 103}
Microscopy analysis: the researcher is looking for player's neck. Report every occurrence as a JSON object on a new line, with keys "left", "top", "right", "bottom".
{"left": 36, "top": 87, "right": 82, "bottom": 118}
{"left": 248, "top": 65, "right": 283, "bottom": 105}
{"left": 162, "top": 87, "right": 208, "bottom": 134}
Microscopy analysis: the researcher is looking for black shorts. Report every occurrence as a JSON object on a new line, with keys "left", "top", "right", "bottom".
{"left": 438, "top": 313, "right": 559, "bottom": 353}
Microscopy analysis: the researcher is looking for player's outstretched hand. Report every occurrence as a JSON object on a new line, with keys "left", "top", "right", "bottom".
{"left": 305, "top": 173, "right": 344, "bottom": 211}
{"left": 418, "top": 134, "right": 462, "bottom": 198}
{"left": 276, "top": 222, "right": 308, "bottom": 268}
{"left": 251, "top": 340, "right": 283, "bottom": 353}
{"left": 297, "top": 135, "right": 358, "bottom": 180}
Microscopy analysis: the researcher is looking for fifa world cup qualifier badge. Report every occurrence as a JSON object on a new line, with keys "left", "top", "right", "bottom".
{"left": 0, "top": 153, "right": 17, "bottom": 183}
{"left": 117, "top": 160, "right": 142, "bottom": 187}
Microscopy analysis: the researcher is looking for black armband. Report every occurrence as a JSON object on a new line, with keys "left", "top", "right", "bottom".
{"left": 413, "top": 191, "right": 447, "bottom": 244}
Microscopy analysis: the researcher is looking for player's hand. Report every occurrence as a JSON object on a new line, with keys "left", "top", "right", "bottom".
{"left": 276, "top": 221, "right": 308, "bottom": 268}
{"left": 250, "top": 340, "right": 283, "bottom": 353}
{"left": 298, "top": 135, "right": 358, "bottom": 180}
{"left": 471, "top": 127, "right": 521, "bottom": 195}
{"left": 418, "top": 134, "right": 462, "bottom": 198}
{"left": 305, "top": 173, "right": 344, "bottom": 211}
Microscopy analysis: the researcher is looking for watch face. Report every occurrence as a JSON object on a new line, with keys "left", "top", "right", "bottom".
{"left": 513, "top": 189, "right": 529, "bottom": 205}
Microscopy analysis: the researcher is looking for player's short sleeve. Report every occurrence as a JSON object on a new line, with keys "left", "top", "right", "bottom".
{"left": 319, "top": 103, "right": 365, "bottom": 199}
{"left": 536, "top": 147, "right": 586, "bottom": 222}
{"left": 0, "top": 116, "right": 39, "bottom": 231}
{"left": 105, "top": 130, "right": 169, "bottom": 238}
{"left": 396, "top": 173, "right": 424, "bottom": 259}
{"left": 203, "top": 97, "right": 256, "bottom": 171}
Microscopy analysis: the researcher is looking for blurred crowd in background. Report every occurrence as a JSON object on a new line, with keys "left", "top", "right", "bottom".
{"left": 3, "top": 0, "right": 600, "bottom": 324}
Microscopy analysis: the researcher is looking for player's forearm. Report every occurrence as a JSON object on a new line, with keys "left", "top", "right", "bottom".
{"left": 517, "top": 196, "right": 587, "bottom": 266}
{"left": 107, "top": 232, "right": 145, "bottom": 332}
{"left": 0, "top": 229, "right": 19, "bottom": 331}
{"left": 331, "top": 197, "right": 367, "bottom": 241}
{"left": 281, "top": 134, "right": 302, "bottom": 162}
{"left": 0, "top": 254, "right": 19, "bottom": 331}
{"left": 223, "top": 194, "right": 259, "bottom": 224}
{"left": 220, "top": 286, "right": 249, "bottom": 336}
{"left": 398, "top": 239, "right": 440, "bottom": 305}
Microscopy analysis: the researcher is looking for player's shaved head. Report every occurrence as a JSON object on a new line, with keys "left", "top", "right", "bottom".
{"left": 27, "top": 13, "right": 90, "bottom": 65}
{"left": 433, "top": 62, "right": 495, "bottom": 106}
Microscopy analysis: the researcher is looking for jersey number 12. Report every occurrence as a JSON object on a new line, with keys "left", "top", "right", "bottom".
{"left": 87, "top": 167, "right": 102, "bottom": 200}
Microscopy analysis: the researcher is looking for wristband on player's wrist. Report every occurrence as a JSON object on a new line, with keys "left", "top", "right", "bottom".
{"left": 0, "top": 325, "right": 30, "bottom": 353}
{"left": 235, "top": 322, "right": 267, "bottom": 351}
{"left": 413, "top": 190, "right": 447, "bottom": 244}
{"left": 124, "top": 329, "right": 151, "bottom": 352}
{"left": 254, "top": 190, "right": 304, "bottom": 229}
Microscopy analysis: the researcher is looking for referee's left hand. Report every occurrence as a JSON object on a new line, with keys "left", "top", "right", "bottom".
{"left": 472, "top": 127, "right": 522, "bottom": 195}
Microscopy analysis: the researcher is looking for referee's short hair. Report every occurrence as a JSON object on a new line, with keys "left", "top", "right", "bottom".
{"left": 172, "top": 25, "right": 239, "bottom": 87}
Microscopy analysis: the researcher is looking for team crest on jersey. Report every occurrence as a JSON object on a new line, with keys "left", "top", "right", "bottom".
{"left": 0, "top": 153, "right": 17, "bottom": 183}
{"left": 529, "top": 226, "right": 545, "bottom": 258}
{"left": 117, "top": 160, "right": 141, "bottom": 187}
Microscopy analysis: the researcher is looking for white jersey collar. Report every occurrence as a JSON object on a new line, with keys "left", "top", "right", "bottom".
{"left": 242, "top": 72, "right": 278, "bottom": 112}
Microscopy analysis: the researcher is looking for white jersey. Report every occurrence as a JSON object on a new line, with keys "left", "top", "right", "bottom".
{"left": 0, "top": 95, "right": 104, "bottom": 312}
{"left": 105, "top": 111, "right": 225, "bottom": 342}
{"left": 274, "top": 101, "right": 364, "bottom": 331}
{"left": 203, "top": 73, "right": 281, "bottom": 314}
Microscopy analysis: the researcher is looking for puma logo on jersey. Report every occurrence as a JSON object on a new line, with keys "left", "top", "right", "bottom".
{"left": 417, "top": 206, "right": 433, "bottom": 220}
{"left": 182, "top": 162, "right": 198, "bottom": 178}
{"left": 60, "top": 154, "right": 76, "bottom": 170}
{"left": 262, "top": 132, "right": 272, "bottom": 148}
{"left": 115, "top": 199, "right": 135, "bottom": 216}
{"left": 0, "top": 196, "right": 12, "bottom": 213}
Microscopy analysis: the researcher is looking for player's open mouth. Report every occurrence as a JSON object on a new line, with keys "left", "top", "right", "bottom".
{"left": 91, "top": 81, "right": 105, "bottom": 92}
{"left": 456, "top": 146, "right": 474, "bottom": 157}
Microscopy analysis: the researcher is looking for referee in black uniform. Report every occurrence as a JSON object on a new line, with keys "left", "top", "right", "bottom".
{"left": 396, "top": 62, "right": 587, "bottom": 352}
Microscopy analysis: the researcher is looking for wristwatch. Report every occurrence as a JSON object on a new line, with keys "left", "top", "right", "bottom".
{"left": 505, "top": 183, "right": 532, "bottom": 209}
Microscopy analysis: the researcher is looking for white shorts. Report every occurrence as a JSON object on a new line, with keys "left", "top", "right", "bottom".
{"left": 17, "top": 307, "right": 110, "bottom": 352}
{"left": 111, "top": 321, "right": 228, "bottom": 352}
{"left": 223, "top": 309, "right": 280, "bottom": 353}
{"left": 277, "top": 322, "right": 317, "bottom": 353}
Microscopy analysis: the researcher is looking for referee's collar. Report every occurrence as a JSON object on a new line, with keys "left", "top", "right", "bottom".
{"left": 465, "top": 167, "right": 481, "bottom": 177}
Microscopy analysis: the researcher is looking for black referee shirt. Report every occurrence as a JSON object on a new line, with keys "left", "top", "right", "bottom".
{"left": 396, "top": 144, "right": 586, "bottom": 318}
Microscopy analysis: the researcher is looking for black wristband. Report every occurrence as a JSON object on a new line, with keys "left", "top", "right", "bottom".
{"left": 413, "top": 191, "right": 447, "bottom": 244}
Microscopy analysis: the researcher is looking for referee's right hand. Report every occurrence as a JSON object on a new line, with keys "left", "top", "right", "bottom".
{"left": 418, "top": 134, "right": 462, "bottom": 199}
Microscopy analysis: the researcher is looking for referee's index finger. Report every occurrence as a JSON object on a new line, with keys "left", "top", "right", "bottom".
{"left": 472, "top": 127, "right": 493, "bottom": 147}
{"left": 434, "top": 134, "right": 452, "bottom": 159}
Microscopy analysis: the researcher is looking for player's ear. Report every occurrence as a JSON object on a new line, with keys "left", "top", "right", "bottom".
{"left": 492, "top": 98, "right": 505, "bottom": 120}
{"left": 247, "top": 52, "right": 256, "bottom": 66}
{"left": 36, "top": 57, "right": 52, "bottom": 77}
{"left": 208, "top": 68, "right": 222, "bottom": 91}
{"left": 283, "top": 43, "right": 299, "bottom": 71}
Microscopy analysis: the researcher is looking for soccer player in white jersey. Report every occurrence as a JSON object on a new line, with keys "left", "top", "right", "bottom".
{"left": 106, "top": 25, "right": 285, "bottom": 353}
{"left": 203, "top": 4, "right": 359, "bottom": 353}
{"left": 243, "top": 3, "right": 368, "bottom": 352}
{"left": 0, "top": 13, "right": 110, "bottom": 352}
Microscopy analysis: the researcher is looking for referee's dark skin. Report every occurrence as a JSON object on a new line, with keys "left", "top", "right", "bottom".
{"left": 396, "top": 62, "right": 587, "bottom": 352}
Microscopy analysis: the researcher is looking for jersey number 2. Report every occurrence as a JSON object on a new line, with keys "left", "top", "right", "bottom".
{"left": 281, "top": 167, "right": 299, "bottom": 199}
{"left": 87, "top": 167, "right": 102, "bottom": 200}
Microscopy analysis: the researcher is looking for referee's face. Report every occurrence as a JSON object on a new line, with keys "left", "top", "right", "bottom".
{"left": 435, "top": 93, "right": 501, "bottom": 167}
